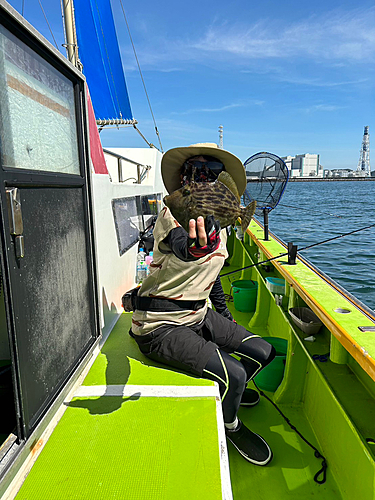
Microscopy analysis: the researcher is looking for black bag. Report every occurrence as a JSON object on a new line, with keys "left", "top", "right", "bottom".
{"left": 139, "top": 215, "right": 157, "bottom": 254}
{"left": 121, "top": 287, "right": 140, "bottom": 312}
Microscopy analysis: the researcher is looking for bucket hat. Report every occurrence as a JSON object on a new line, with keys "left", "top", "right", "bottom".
{"left": 161, "top": 143, "right": 246, "bottom": 195}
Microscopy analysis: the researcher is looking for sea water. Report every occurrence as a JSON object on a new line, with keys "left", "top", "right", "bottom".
{"left": 254, "top": 180, "right": 375, "bottom": 313}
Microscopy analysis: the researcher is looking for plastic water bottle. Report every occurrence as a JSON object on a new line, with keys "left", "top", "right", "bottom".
{"left": 136, "top": 248, "right": 147, "bottom": 283}
{"left": 145, "top": 251, "right": 154, "bottom": 276}
{"left": 235, "top": 225, "right": 244, "bottom": 241}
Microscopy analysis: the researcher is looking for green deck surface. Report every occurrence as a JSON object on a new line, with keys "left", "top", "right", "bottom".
{"left": 15, "top": 396, "right": 221, "bottom": 500}
{"left": 14, "top": 254, "right": 368, "bottom": 500}
{"left": 15, "top": 315, "right": 222, "bottom": 500}
{"left": 15, "top": 303, "right": 344, "bottom": 500}
{"left": 83, "top": 314, "right": 213, "bottom": 387}
{"left": 231, "top": 401, "right": 341, "bottom": 499}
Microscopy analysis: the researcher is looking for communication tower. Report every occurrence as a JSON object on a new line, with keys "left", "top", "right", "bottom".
{"left": 356, "top": 126, "right": 370, "bottom": 176}
{"left": 218, "top": 125, "right": 223, "bottom": 149}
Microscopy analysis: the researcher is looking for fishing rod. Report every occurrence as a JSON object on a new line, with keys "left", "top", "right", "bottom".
{"left": 277, "top": 203, "right": 343, "bottom": 218}
{"left": 221, "top": 221, "right": 375, "bottom": 278}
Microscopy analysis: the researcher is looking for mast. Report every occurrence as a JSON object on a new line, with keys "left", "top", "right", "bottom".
{"left": 62, "top": 0, "right": 80, "bottom": 69}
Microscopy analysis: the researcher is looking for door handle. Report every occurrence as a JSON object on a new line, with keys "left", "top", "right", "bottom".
{"left": 6, "top": 188, "right": 24, "bottom": 258}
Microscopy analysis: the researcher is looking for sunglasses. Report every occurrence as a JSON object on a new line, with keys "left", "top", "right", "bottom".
{"left": 183, "top": 159, "right": 225, "bottom": 177}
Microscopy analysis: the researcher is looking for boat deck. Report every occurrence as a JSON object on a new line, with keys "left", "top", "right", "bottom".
{"left": 12, "top": 274, "right": 343, "bottom": 499}
{"left": 12, "top": 312, "right": 226, "bottom": 500}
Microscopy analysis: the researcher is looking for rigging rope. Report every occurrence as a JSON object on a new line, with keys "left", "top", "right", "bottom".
{"left": 133, "top": 125, "right": 158, "bottom": 150}
{"left": 37, "top": 0, "right": 59, "bottom": 50}
{"left": 221, "top": 222, "right": 375, "bottom": 278}
{"left": 119, "top": 0, "right": 164, "bottom": 153}
{"left": 253, "top": 381, "right": 327, "bottom": 484}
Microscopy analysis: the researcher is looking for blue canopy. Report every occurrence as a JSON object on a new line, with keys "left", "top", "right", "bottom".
{"left": 74, "top": 0, "right": 133, "bottom": 122}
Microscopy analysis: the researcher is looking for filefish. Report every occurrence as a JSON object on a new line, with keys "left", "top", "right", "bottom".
{"left": 163, "top": 171, "right": 257, "bottom": 232}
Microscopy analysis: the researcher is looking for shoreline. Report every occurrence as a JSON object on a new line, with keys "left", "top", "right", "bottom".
{"left": 287, "top": 177, "right": 375, "bottom": 182}
{"left": 246, "top": 176, "right": 375, "bottom": 182}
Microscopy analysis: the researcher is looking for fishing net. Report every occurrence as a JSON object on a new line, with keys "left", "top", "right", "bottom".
{"left": 243, "top": 152, "right": 289, "bottom": 215}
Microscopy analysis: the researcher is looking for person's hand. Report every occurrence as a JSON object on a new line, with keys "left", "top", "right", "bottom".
{"left": 188, "top": 215, "right": 221, "bottom": 258}
{"left": 188, "top": 216, "right": 207, "bottom": 246}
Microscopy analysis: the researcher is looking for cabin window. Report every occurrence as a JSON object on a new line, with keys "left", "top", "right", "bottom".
{"left": 140, "top": 194, "right": 163, "bottom": 228}
{"left": 0, "top": 26, "right": 80, "bottom": 175}
{"left": 112, "top": 194, "right": 162, "bottom": 255}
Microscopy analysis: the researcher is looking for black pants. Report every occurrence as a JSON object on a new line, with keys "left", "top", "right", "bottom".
{"left": 203, "top": 337, "right": 275, "bottom": 423}
{"left": 131, "top": 308, "right": 276, "bottom": 424}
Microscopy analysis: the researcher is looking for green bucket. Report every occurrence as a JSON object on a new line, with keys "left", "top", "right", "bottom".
{"left": 231, "top": 280, "right": 258, "bottom": 312}
{"left": 254, "top": 337, "right": 288, "bottom": 392}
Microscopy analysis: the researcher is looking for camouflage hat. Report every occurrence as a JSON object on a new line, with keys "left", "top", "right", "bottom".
{"left": 161, "top": 143, "right": 246, "bottom": 195}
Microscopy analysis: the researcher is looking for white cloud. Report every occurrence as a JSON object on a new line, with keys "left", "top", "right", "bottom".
{"left": 303, "top": 104, "right": 345, "bottom": 113}
{"left": 172, "top": 100, "right": 264, "bottom": 115}
{"left": 272, "top": 75, "right": 369, "bottom": 88}
{"left": 192, "top": 8, "right": 375, "bottom": 62}
{"left": 124, "top": 7, "right": 375, "bottom": 69}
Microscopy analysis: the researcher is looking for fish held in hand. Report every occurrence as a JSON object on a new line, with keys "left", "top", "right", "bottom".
{"left": 163, "top": 171, "right": 257, "bottom": 232}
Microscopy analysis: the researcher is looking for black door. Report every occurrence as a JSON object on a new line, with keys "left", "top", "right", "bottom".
{"left": 0, "top": 12, "right": 99, "bottom": 438}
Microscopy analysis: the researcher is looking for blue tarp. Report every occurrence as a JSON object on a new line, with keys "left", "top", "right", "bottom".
{"left": 74, "top": 0, "right": 133, "bottom": 121}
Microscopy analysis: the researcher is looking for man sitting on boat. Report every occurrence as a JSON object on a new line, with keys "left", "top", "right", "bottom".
{"left": 130, "top": 143, "right": 276, "bottom": 466}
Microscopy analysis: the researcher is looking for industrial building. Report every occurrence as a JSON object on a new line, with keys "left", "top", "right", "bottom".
{"left": 280, "top": 127, "right": 370, "bottom": 179}
{"left": 327, "top": 169, "right": 353, "bottom": 178}
{"left": 281, "top": 153, "right": 323, "bottom": 178}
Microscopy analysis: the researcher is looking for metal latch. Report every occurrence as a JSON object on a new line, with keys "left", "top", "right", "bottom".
{"left": 6, "top": 188, "right": 24, "bottom": 258}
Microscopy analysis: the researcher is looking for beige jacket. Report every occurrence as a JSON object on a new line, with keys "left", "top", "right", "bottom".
{"left": 131, "top": 207, "right": 228, "bottom": 335}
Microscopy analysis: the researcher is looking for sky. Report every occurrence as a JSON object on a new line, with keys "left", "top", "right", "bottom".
{"left": 6, "top": 0, "right": 375, "bottom": 169}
